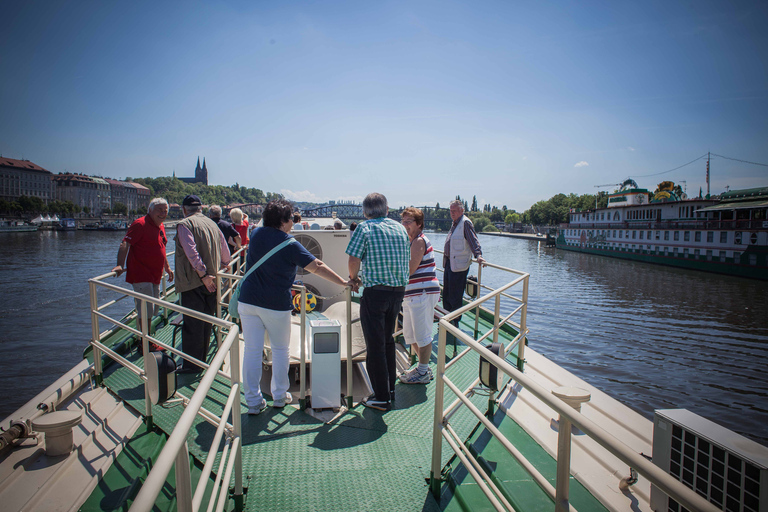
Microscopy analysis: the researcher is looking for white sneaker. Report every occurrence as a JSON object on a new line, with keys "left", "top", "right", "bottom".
{"left": 248, "top": 399, "right": 267, "bottom": 415}
{"left": 399, "top": 367, "right": 431, "bottom": 385}
{"left": 273, "top": 393, "right": 293, "bottom": 408}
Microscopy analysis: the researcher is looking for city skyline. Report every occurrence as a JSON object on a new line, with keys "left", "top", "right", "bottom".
{"left": 3, "top": 1, "right": 768, "bottom": 211}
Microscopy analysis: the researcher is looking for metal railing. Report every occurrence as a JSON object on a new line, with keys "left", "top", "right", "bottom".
{"left": 428, "top": 263, "right": 720, "bottom": 512}
{"left": 88, "top": 263, "right": 244, "bottom": 512}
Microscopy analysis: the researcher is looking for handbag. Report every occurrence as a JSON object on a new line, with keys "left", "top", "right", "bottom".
{"left": 229, "top": 238, "right": 297, "bottom": 319}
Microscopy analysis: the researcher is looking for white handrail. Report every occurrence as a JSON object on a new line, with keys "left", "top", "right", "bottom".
{"left": 89, "top": 267, "right": 243, "bottom": 512}
{"left": 129, "top": 325, "right": 240, "bottom": 512}
{"left": 429, "top": 269, "right": 720, "bottom": 512}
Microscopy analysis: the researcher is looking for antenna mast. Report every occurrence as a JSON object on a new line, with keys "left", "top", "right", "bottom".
{"left": 706, "top": 152, "right": 710, "bottom": 198}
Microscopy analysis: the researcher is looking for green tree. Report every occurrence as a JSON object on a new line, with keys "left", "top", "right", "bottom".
{"left": 482, "top": 224, "right": 499, "bottom": 232}
{"left": 113, "top": 202, "right": 128, "bottom": 215}
{"left": 471, "top": 195, "right": 478, "bottom": 212}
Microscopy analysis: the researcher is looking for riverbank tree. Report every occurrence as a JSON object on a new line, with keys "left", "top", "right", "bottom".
{"left": 129, "top": 177, "right": 282, "bottom": 206}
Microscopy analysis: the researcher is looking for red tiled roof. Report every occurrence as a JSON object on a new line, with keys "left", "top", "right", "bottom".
{"left": 0, "top": 157, "right": 50, "bottom": 173}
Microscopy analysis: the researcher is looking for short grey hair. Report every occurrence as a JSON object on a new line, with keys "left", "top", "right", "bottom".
{"left": 362, "top": 192, "right": 388, "bottom": 219}
{"left": 449, "top": 200, "right": 464, "bottom": 210}
{"left": 148, "top": 197, "right": 168, "bottom": 212}
{"left": 209, "top": 205, "right": 222, "bottom": 219}
{"left": 184, "top": 205, "right": 202, "bottom": 215}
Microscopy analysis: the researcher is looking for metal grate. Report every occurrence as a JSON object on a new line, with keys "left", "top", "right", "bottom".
{"left": 651, "top": 409, "right": 767, "bottom": 512}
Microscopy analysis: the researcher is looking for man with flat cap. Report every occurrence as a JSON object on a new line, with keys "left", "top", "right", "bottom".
{"left": 175, "top": 195, "right": 232, "bottom": 372}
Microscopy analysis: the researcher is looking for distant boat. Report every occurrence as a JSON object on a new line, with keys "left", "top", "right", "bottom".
{"left": 0, "top": 220, "right": 39, "bottom": 232}
{"left": 97, "top": 220, "right": 127, "bottom": 231}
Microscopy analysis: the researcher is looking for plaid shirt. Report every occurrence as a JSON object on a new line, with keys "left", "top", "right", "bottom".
{"left": 345, "top": 217, "right": 410, "bottom": 287}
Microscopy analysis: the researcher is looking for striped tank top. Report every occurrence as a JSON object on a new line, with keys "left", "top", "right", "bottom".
{"left": 405, "top": 233, "right": 441, "bottom": 297}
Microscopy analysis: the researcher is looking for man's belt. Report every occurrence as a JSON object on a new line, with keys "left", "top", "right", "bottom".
{"left": 366, "top": 285, "right": 406, "bottom": 292}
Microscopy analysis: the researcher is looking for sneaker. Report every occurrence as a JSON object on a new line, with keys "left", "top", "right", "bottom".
{"left": 273, "top": 393, "right": 293, "bottom": 408}
{"left": 360, "top": 395, "right": 391, "bottom": 412}
{"left": 399, "top": 367, "right": 431, "bottom": 385}
{"left": 428, "top": 367, "right": 435, "bottom": 381}
{"left": 248, "top": 399, "right": 267, "bottom": 415}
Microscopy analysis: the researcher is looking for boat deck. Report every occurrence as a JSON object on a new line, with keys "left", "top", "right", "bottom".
{"left": 90, "top": 311, "right": 613, "bottom": 511}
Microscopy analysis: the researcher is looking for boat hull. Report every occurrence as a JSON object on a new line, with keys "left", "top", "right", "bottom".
{"left": 556, "top": 235, "right": 768, "bottom": 280}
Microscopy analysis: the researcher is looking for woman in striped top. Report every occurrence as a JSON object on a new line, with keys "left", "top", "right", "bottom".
{"left": 399, "top": 207, "right": 441, "bottom": 385}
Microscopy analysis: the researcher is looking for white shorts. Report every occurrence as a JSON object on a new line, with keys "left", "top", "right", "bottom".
{"left": 402, "top": 292, "right": 440, "bottom": 348}
{"left": 132, "top": 282, "right": 160, "bottom": 319}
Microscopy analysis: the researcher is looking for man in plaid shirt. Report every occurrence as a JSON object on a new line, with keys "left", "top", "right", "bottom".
{"left": 347, "top": 192, "right": 410, "bottom": 411}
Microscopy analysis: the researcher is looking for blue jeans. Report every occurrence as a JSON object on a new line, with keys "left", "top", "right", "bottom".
{"left": 359, "top": 287, "right": 405, "bottom": 402}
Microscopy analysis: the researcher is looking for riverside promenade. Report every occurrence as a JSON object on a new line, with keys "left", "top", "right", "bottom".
{"left": 479, "top": 231, "right": 548, "bottom": 241}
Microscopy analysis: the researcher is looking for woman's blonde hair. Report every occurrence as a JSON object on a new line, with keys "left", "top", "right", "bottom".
{"left": 229, "top": 208, "right": 243, "bottom": 224}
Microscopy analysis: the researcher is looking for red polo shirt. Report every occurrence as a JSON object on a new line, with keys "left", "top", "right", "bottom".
{"left": 124, "top": 215, "right": 167, "bottom": 284}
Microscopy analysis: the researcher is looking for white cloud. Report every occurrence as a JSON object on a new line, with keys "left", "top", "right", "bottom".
{"left": 574, "top": 161, "right": 589, "bottom": 168}
{"left": 627, "top": 147, "right": 636, "bottom": 152}
{"left": 280, "top": 189, "right": 326, "bottom": 202}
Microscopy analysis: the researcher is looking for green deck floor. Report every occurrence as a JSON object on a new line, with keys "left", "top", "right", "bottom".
{"left": 93, "top": 310, "right": 601, "bottom": 511}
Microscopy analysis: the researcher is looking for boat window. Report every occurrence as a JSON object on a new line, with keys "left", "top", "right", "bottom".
{"left": 619, "top": 231, "right": 622, "bottom": 238}
{"left": 734, "top": 232, "right": 742, "bottom": 245}
{"left": 664, "top": 231, "right": 670, "bottom": 241}
{"left": 684, "top": 248, "right": 689, "bottom": 257}
{"left": 674, "top": 231, "right": 680, "bottom": 241}
{"left": 684, "top": 231, "right": 690, "bottom": 242}
{"left": 695, "top": 232, "right": 701, "bottom": 242}
{"left": 639, "top": 231, "right": 644, "bottom": 240}
{"left": 707, "top": 232, "right": 714, "bottom": 243}
{"left": 632, "top": 231, "right": 636, "bottom": 239}
{"left": 648, "top": 231, "right": 652, "bottom": 239}
{"left": 707, "top": 250, "right": 713, "bottom": 261}
{"left": 751, "top": 233, "right": 758, "bottom": 245}
{"left": 694, "top": 249, "right": 700, "bottom": 257}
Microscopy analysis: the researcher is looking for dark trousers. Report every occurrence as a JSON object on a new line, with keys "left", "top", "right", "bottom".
{"left": 443, "top": 260, "right": 469, "bottom": 327}
{"left": 359, "top": 287, "right": 405, "bottom": 402}
{"left": 180, "top": 285, "right": 217, "bottom": 370}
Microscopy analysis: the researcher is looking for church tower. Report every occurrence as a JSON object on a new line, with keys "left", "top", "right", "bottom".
{"left": 194, "top": 157, "right": 202, "bottom": 181}
{"left": 201, "top": 158, "right": 208, "bottom": 185}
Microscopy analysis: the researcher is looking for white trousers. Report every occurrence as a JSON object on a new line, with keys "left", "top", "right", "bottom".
{"left": 402, "top": 292, "right": 440, "bottom": 348}
{"left": 238, "top": 302, "right": 292, "bottom": 406}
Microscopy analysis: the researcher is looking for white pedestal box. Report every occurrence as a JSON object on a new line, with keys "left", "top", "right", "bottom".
{"left": 310, "top": 319, "right": 342, "bottom": 409}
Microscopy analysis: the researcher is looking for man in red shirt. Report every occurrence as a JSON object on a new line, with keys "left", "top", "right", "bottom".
{"left": 112, "top": 198, "right": 174, "bottom": 344}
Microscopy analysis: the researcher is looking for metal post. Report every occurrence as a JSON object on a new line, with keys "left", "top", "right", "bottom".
{"left": 518, "top": 275, "right": 529, "bottom": 371}
{"left": 175, "top": 441, "right": 193, "bottom": 512}
{"left": 493, "top": 293, "right": 500, "bottom": 346}
{"left": 552, "top": 387, "right": 591, "bottom": 512}
{"left": 215, "top": 272, "right": 222, "bottom": 346}
{"left": 141, "top": 299, "right": 152, "bottom": 429}
{"left": 299, "top": 287, "right": 307, "bottom": 410}
{"left": 473, "top": 263, "right": 483, "bottom": 338}
{"left": 430, "top": 321, "right": 448, "bottom": 498}
{"left": 345, "top": 287, "right": 353, "bottom": 409}
{"left": 229, "top": 324, "right": 244, "bottom": 508}
{"left": 89, "top": 281, "right": 103, "bottom": 386}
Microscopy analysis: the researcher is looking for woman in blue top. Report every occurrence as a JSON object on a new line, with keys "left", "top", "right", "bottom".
{"left": 238, "top": 199, "right": 351, "bottom": 414}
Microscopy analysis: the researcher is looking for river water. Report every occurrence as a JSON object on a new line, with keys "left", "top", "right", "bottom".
{"left": 1, "top": 229, "right": 766, "bottom": 445}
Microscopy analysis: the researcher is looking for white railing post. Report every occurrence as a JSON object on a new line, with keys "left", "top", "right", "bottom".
{"left": 89, "top": 280, "right": 103, "bottom": 386}
{"left": 215, "top": 272, "right": 222, "bottom": 346}
{"left": 430, "top": 320, "right": 448, "bottom": 498}
{"left": 229, "top": 325, "right": 243, "bottom": 507}
{"left": 175, "top": 441, "right": 193, "bottom": 512}
{"left": 141, "top": 299, "right": 152, "bottom": 428}
{"left": 473, "top": 263, "right": 483, "bottom": 338}
{"left": 518, "top": 275, "right": 529, "bottom": 370}
{"left": 553, "top": 387, "right": 591, "bottom": 512}
{"left": 345, "top": 287, "right": 353, "bottom": 409}
{"left": 299, "top": 287, "right": 307, "bottom": 410}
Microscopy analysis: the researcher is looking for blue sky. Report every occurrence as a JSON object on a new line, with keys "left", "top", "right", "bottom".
{"left": 2, "top": 0, "right": 767, "bottom": 210}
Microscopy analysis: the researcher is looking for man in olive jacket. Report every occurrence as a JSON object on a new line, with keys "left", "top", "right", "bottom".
{"left": 175, "top": 195, "right": 231, "bottom": 373}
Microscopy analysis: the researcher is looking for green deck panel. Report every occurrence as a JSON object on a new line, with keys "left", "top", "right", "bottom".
{"left": 94, "top": 309, "right": 595, "bottom": 511}
{"left": 444, "top": 408, "right": 609, "bottom": 512}
{"left": 80, "top": 424, "right": 227, "bottom": 512}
